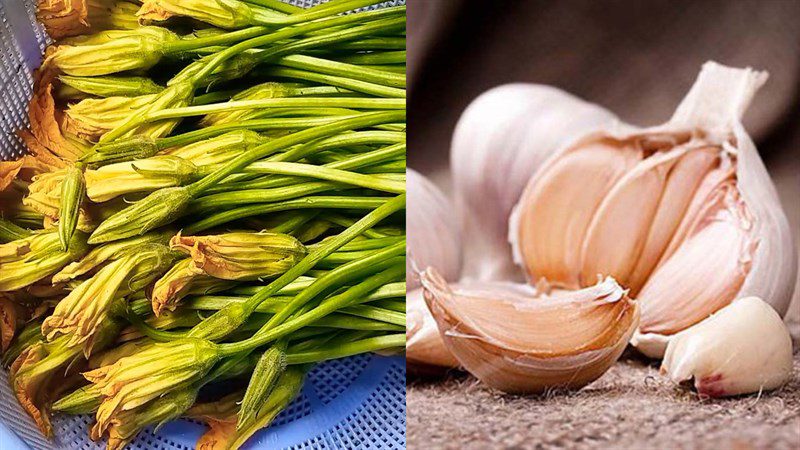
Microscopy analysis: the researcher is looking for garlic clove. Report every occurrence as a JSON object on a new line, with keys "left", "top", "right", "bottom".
{"left": 406, "top": 168, "right": 462, "bottom": 291}
{"left": 513, "top": 141, "right": 642, "bottom": 288}
{"left": 638, "top": 183, "right": 751, "bottom": 336}
{"left": 578, "top": 146, "right": 685, "bottom": 289}
{"left": 421, "top": 268, "right": 638, "bottom": 394}
{"left": 406, "top": 288, "right": 459, "bottom": 372}
{"left": 625, "top": 146, "right": 719, "bottom": 294}
{"left": 452, "top": 85, "right": 616, "bottom": 282}
{"left": 661, "top": 296, "right": 793, "bottom": 397}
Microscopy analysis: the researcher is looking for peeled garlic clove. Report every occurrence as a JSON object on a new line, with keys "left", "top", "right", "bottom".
{"left": 421, "top": 268, "right": 638, "bottom": 394}
{"left": 406, "top": 288, "right": 459, "bottom": 372}
{"left": 406, "top": 168, "right": 462, "bottom": 291}
{"left": 661, "top": 297, "right": 793, "bottom": 397}
{"left": 452, "top": 85, "right": 616, "bottom": 282}
{"left": 513, "top": 141, "right": 642, "bottom": 288}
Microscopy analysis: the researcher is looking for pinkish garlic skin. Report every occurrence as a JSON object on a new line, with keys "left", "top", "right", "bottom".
{"left": 660, "top": 296, "right": 793, "bottom": 397}
{"left": 696, "top": 373, "right": 728, "bottom": 398}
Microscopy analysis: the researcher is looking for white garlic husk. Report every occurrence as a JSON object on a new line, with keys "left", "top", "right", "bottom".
{"left": 407, "top": 168, "right": 462, "bottom": 291}
{"left": 421, "top": 268, "right": 639, "bottom": 394}
{"left": 661, "top": 296, "right": 793, "bottom": 397}
{"left": 451, "top": 84, "right": 617, "bottom": 282}
{"left": 508, "top": 62, "right": 796, "bottom": 358}
{"left": 406, "top": 288, "right": 459, "bottom": 372}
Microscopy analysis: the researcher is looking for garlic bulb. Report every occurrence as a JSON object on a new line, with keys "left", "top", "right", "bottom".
{"left": 406, "top": 288, "right": 459, "bottom": 371}
{"left": 509, "top": 62, "right": 796, "bottom": 358}
{"left": 420, "top": 268, "right": 638, "bottom": 394}
{"left": 661, "top": 296, "right": 793, "bottom": 397}
{"left": 406, "top": 168, "right": 462, "bottom": 291}
{"left": 451, "top": 84, "right": 617, "bottom": 282}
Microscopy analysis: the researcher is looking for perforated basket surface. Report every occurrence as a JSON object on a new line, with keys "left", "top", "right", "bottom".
{"left": 0, "top": 0, "right": 406, "bottom": 449}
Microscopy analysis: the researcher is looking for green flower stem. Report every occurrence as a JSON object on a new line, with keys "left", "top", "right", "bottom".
{"left": 98, "top": 7, "right": 403, "bottom": 142}
{"left": 186, "top": 110, "right": 405, "bottom": 196}
{"left": 319, "top": 249, "right": 381, "bottom": 266}
{"left": 216, "top": 263, "right": 404, "bottom": 356}
{"left": 377, "top": 299, "right": 405, "bottom": 312}
{"left": 221, "top": 161, "right": 406, "bottom": 194}
{"left": 242, "top": 0, "right": 302, "bottom": 14}
{"left": 187, "top": 194, "right": 404, "bottom": 340}
{"left": 261, "top": 66, "right": 405, "bottom": 98}
{"left": 334, "top": 37, "right": 406, "bottom": 51}
{"left": 341, "top": 305, "right": 404, "bottom": 326}
{"left": 141, "top": 97, "right": 405, "bottom": 123}
{"left": 185, "top": 195, "right": 387, "bottom": 233}
{"left": 162, "top": 27, "right": 271, "bottom": 55}
{"left": 0, "top": 217, "right": 31, "bottom": 243}
{"left": 247, "top": 15, "right": 406, "bottom": 70}
{"left": 203, "top": 141, "right": 406, "bottom": 194}
{"left": 189, "top": 182, "right": 340, "bottom": 212}
{"left": 192, "top": 90, "right": 237, "bottom": 105}
{"left": 277, "top": 54, "right": 405, "bottom": 88}
{"left": 252, "top": 0, "right": 387, "bottom": 26}
{"left": 254, "top": 243, "right": 404, "bottom": 323}
{"left": 190, "top": 7, "right": 405, "bottom": 83}
{"left": 268, "top": 130, "right": 404, "bottom": 163}
{"left": 319, "top": 236, "right": 405, "bottom": 252}
{"left": 284, "top": 333, "right": 404, "bottom": 365}
{"left": 88, "top": 116, "right": 354, "bottom": 162}
{"left": 187, "top": 281, "right": 405, "bottom": 313}
{"left": 320, "top": 213, "right": 389, "bottom": 239}
{"left": 337, "top": 51, "right": 406, "bottom": 65}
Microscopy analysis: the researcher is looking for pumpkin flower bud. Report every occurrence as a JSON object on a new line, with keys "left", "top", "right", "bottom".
{"left": 59, "top": 75, "right": 163, "bottom": 99}
{"left": 89, "top": 186, "right": 192, "bottom": 244}
{"left": 0, "top": 230, "right": 88, "bottom": 291}
{"left": 151, "top": 258, "right": 206, "bottom": 316}
{"left": 85, "top": 156, "right": 198, "bottom": 202}
{"left": 64, "top": 93, "right": 159, "bottom": 140}
{"left": 171, "top": 51, "right": 261, "bottom": 87}
{"left": 164, "top": 129, "right": 269, "bottom": 167}
{"left": 100, "top": 80, "right": 195, "bottom": 142}
{"left": 51, "top": 384, "right": 102, "bottom": 415}
{"left": 36, "top": 0, "right": 140, "bottom": 40}
{"left": 42, "top": 244, "right": 177, "bottom": 351}
{"left": 237, "top": 341, "right": 287, "bottom": 430}
{"left": 101, "top": 387, "right": 198, "bottom": 450}
{"left": 228, "top": 367, "right": 306, "bottom": 449}
{"left": 137, "top": 0, "right": 259, "bottom": 29}
{"left": 10, "top": 319, "right": 123, "bottom": 437}
{"left": 57, "top": 164, "right": 85, "bottom": 251}
{"left": 170, "top": 231, "right": 307, "bottom": 280}
{"left": 83, "top": 338, "right": 220, "bottom": 435}
{"left": 44, "top": 27, "right": 179, "bottom": 76}
{"left": 24, "top": 170, "right": 94, "bottom": 231}
{"left": 201, "top": 82, "right": 296, "bottom": 126}
{"left": 52, "top": 230, "right": 172, "bottom": 283}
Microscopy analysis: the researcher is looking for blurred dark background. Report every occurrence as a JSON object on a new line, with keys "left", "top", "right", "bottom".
{"left": 406, "top": 0, "right": 800, "bottom": 322}
{"left": 408, "top": 0, "right": 800, "bottom": 171}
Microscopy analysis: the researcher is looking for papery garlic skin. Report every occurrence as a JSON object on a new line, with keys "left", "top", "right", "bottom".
{"left": 509, "top": 63, "right": 796, "bottom": 358}
{"left": 406, "top": 168, "right": 462, "bottom": 291}
{"left": 406, "top": 288, "right": 459, "bottom": 371}
{"left": 421, "top": 268, "right": 638, "bottom": 394}
{"left": 451, "top": 85, "right": 617, "bottom": 282}
{"left": 661, "top": 296, "right": 793, "bottom": 397}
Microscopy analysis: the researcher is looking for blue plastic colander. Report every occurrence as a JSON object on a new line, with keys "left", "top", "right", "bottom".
{"left": 0, "top": 1, "right": 406, "bottom": 448}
